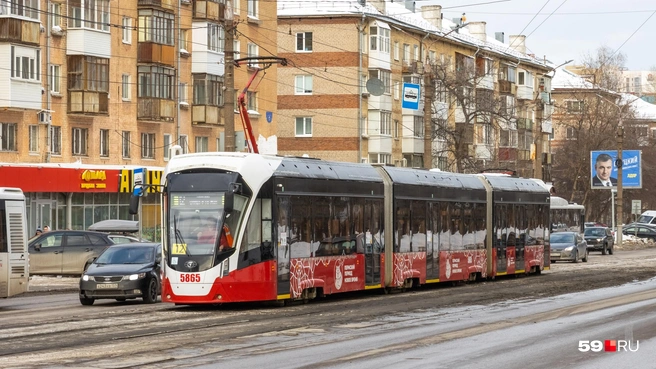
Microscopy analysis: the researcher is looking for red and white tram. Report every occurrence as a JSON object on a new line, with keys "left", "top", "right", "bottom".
{"left": 133, "top": 152, "right": 549, "bottom": 304}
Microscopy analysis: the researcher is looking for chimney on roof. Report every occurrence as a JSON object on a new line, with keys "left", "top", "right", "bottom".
{"left": 405, "top": 0, "right": 415, "bottom": 13}
{"left": 508, "top": 35, "right": 526, "bottom": 54}
{"left": 369, "top": 0, "right": 385, "bottom": 13}
{"left": 495, "top": 32, "right": 504, "bottom": 43}
{"left": 467, "top": 21, "right": 486, "bottom": 42}
{"left": 421, "top": 5, "right": 443, "bottom": 29}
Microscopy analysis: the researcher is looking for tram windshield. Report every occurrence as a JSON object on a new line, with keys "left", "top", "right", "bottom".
{"left": 166, "top": 192, "right": 247, "bottom": 269}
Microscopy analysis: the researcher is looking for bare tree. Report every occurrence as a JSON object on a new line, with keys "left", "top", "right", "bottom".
{"left": 427, "top": 54, "right": 520, "bottom": 173}
{"left": 580, "top": 46, "right": 627, "bottom": 91}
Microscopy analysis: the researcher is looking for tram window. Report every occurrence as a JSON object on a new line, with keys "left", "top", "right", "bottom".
{"left": 290, "top": 196, "right": 312, "bottom": 258}
{"left": 463, "top": 204, "right": 474, "bottom": 249}
{"left": 244, "top": 199, "right": 262, "bottom": 252}
{"left": 450, "top": 202, "right": 463, "bottom": 250}
{"left": 411, "top": 200, "right": 426, "bottom": 252}
{"left": 473, "top": 203, "right": 486, "bottom": 248}
{"left": 440, "top": 204, "right": 450, "bottom": 250}
{"left": 396, "top": 201, "right": 410, "bottom": 252}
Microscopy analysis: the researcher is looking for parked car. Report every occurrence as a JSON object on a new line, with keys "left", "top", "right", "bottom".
{"left": 550, "top": 231, "right": 588, "bottom": 263}
{"left": 79, "top": 242, "right": 162, "bottom": 305}
{"left": 584, "top": 227, "right": 614, "bottom": 255}
{"left": 622, "top": 224, "right": 656, "bottom": 241}
{"left": 88, "top": 219, "right": 150, "bottom": 244}
{"left": 28, "top": 230, "right": 115, "bottom": 275}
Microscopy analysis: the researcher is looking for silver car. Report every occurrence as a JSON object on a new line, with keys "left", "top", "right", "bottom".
{"left": 28, "top": 230, "right": 115, "bottom": 275}
{"left": 550, "top": 231, "right": 588, "bottom": 263}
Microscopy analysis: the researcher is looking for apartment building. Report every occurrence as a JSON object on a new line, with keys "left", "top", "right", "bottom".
{"left": 277, "top": 0, "right": 552, "bottom": 178}
{"left": 0, "top": 0, "right": 277, "bottom": 232}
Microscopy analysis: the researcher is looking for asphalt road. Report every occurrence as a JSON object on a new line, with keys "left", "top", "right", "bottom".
{"left": 2, "top": 246, "right": 655, "bottom": 368}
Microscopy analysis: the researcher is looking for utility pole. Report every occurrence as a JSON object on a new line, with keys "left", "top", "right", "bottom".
{"left": 617, "top": 119, "right": 624, "bottom": 247}
{"left": 223, "top": 4, "right": 236, "bottom": 152}
{"left": 423, "top": 59, "right": 434, "bottom": 169}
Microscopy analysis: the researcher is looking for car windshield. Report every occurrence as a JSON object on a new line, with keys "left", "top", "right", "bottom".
{"left": 636, "top": 215, "right": 654, "bottom": 224}
{"left": 584, "top": 229, "right": 605, "bottom": 237}
{"left": 95, "top": 247, "right": 154, "bottom": 264}
{"left": 550, "top": 233, "right": 575, "bottom": 244}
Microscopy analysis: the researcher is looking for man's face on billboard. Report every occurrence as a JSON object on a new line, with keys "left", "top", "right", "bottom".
{"left": 596, "top": 159, "right": 613, "bottom": 180}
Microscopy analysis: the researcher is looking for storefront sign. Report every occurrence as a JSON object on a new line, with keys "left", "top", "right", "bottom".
{"left": 80, "top": 170, "right": 107, "bottom": 189}
{"left": 119, "top": 169, "right": 163, "bottom": 193}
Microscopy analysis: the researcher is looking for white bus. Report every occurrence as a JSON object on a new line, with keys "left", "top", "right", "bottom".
{"left": 550, "top": 196, "right": 585, "bottom": 234}
{"left": 0, "top": 187, "right": 29, "bottom": 298}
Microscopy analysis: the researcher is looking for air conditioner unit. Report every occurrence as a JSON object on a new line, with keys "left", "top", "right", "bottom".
{"left": 37, "top": 111, "right": 52, "bottom": 125}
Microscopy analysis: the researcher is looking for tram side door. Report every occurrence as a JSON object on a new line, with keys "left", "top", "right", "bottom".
{"left": 364, "top": 199, "right": 381, "bottom": 285}
{"left": 426, "top": 202, "right": 439, "bottom": 280}
{"left": 496, "top": 204, "right": 508, "bottom": 274}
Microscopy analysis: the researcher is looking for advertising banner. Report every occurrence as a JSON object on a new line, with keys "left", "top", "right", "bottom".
{"left": 590, "top": 150, "right": 641, "bottom": 189}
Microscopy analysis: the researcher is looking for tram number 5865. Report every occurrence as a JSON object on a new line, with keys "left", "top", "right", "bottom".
{"left": 180, "top": 273, "right": 201, "bottom": 283}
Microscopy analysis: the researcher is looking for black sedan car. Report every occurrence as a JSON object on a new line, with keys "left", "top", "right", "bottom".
{"left": 584, "top": 227, "right": 614, "bottom": 255}
{"left": 622, "top": 225, "right": 656, "bottom": 241}
{"left": 79, "top": 243, "right": 161, "bottom": 305}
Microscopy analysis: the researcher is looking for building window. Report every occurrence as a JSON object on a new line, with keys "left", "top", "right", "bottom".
{"left": 179, "top": 135, "right": 188, "bottom": 154}
{"left": 11, "top": 46, "right": 40, "bottom": 81}
{"left": 380, "top": 111, "right": 391, "bottom": 135}
{"left": 403, "top": 44, "right": 410, "bottom": 63}
{"left": 163, "top": 134, "right": 171, "bottom": 160}
{"left": 394, "top": 119, "right": 399, "bottom": 138}
{"left": 68, "top": 0, "right": 110, "bottom": 31}
{"left": 246, "top": 91, "right": 257, "bottom": 111}
{"left": 0, "top": 123, "right": 17, "bottom": 152}
{"left": 29, "top": 125, "right": 39, "bottom": 152}
{"left": 179, "top": 82, "right": 188, "bottom": 104}
{"left": 413, "top": 116, "right": 424, "bottom": 138}
{"left": 295, "top": 75, "right": 313, "bottom": 95}
{"left": 195, "top": 136, "right": 209, "bottom": 153}
{"left": 475, "top": 124, "right": 492, "bottom": 145}
{"left": 247, "top": 0, "right": 258, "bottom": 18}
{"left": 72, "top": 127, "right": 88, "bottom": 156}
{"left": 121, "top": 74, "right": 130, "bottom": 100}
{"left": 122, "top": 17, "right": 132, "bottom": 43}
{"left": 566, "top": 100, "right": 584, "bottom": 113}
{"left": 49, "top": 65, "right": 60, "bottom": 93}
{"left": 122, "top": 131, "right": 131, "bottom": 158}
{"left": 138, "top": 65, "right": 175, "bottom": 99}
{"left": 50, "top": 126, "right": 61, "bottom": 155}
{"left": 296, "top": 32, "right": 312, "bottom": 52}
{"left": 499, "top": 64, "right": 517, "bottom": 83}
{"left": 247, "top": 43, "right": 259, "bottom": 68}
{"left": 193, "top": 74, "right": 223, "bottom": 106}
{"left": 518, "top": 70, "right": 532, "bottom": 86}
{"left": 99, "top": 129, "right": 109, "bottom": 157}
{"left": 233, "top": 39, "right": 240, "bottom": 57}
{"left": 500, "top": 129, "right": 518, "bottom": 147}
{"left": 50, "top": 3, "right": 62, "bottom": 27}
{"left": 216, "top": 137, "right": 222, "bottom": 151}
{"left": 369, "top": 69, "right": 391, "bottom": 94}
{"left": 393, "top": 41, "right": 399, "bottom": 61}
{"left": 207, "top": 22, "right": 224, "bottom": 53}
{"left": 138, "top": 9, "right": 174, "bottom": 45}
{"left": 141, "top": 133, "right": 155, "bottom": 159}
{"left": 413, "top": 44, "right": 419, "bottom": 61}
{"left": 68, "top": 56, "right": 109, "bottom": 92}
{"left": 1, "top": 0, "right": 39, "bottom": 19}
{"left": 179, "top": 28, "right": 189, "bottom": 53}
{"left": 295, "top": 117, "right": 312, "bottom": 137}
{"left": 369, "top": 26, "right": 390, "bottom": 53}
{"left": 368, "top": 153, "right": 391, "bottom": 164}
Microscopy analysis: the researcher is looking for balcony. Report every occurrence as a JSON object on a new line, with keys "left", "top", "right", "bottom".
{"left": 517, "top": 118, "right": 534, "bottom": 130}
{"left": 192, "top": 105, "right": 221, "bottom": 125}
{"left": 68, "top": 91, "right": 109, "bottom": 114}
{"left": 516, "top": 85, "right": 534, "bottom": 100}
{"left": 475, "top": 144, "right": 492, "bottom": 159}
{"left": 67, "top": 29, "right": 112, "bottom": 58}
{"left": 138, "top": 42, "right": 175, "bottom": 66}
{"left": 0, "top": 17, "right": 40, "bottom": 45}
{"left": 138, "top": 98, "right": 176, "bottom": 121}
{"left": 498, "top": 147, "right": 517, "bottom": 161}
{"left": 498, "top": 80, "right": 513, "bottom": 94}
{"left": 138, "top": 0, "right": 176, "bottom": 11}
{"left": 476, "top": 74, "right": 494, "bottom": 90}
{"left": 193, "top": 0, "right": 225, "bottom": 21}
{"left": 402, "top": 60, "right": 423, "bottom": 75}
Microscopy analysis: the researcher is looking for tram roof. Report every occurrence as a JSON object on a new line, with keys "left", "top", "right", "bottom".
{"left": 273, "top": 156, "right": 383, "bottom": 182}
{"left": 382, "top": 167, "right": 486, "bottom": 189}
{"left": 482, "top": 175, "right": 551, "bottom": 194}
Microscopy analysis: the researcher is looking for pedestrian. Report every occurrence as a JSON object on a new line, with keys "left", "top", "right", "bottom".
{"left": 34, "top": 228, "right": 42, "bottom": 237}
{"left": 43, "top": 225, "right": 51, "bottom": 232}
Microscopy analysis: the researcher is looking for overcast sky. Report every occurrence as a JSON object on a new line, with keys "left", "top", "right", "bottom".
{"left": 426, "top": 0, "right": 656, "bottom": 70}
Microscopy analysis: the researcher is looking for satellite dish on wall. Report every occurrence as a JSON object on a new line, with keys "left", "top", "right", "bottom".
{"left": 366, "top": 78, "right": 385, "bottom": 96}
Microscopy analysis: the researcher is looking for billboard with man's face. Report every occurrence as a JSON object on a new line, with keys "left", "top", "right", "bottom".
{"left": 590, "top": 150, "right": 642, "bottom": 189}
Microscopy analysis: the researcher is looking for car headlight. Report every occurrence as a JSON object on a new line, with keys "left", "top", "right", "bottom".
{"left": 564, "top": 246, "right": 574, "bottom": 251}
{"left": 82, "top": 275, "right": 89, "bottom": 281}
{"left": 128, "top": 273, "right": 146, "bottom": 281}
